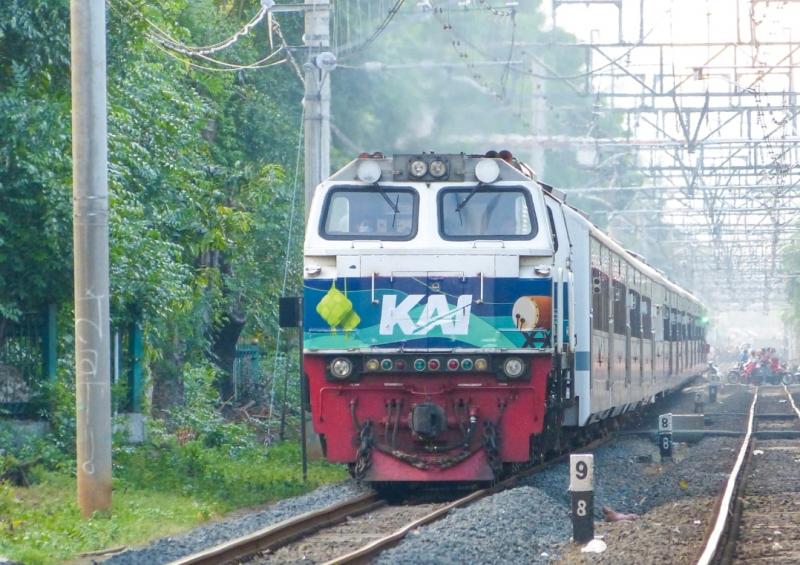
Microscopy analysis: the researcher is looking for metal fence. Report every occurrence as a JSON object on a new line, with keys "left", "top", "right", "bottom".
{"left": 0, "top": 310, "right": 52, "bottom": 418}
{"left": 233, "top": 345, "right": 268, "bottom": 403}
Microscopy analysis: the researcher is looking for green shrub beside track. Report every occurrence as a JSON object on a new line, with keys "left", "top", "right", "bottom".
{"left": 0, "top": 439, "right": 345, "bottom": 565}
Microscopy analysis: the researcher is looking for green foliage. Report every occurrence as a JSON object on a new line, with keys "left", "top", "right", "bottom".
{"left": 0, "top": 441, "right": 345, "bottom": 565}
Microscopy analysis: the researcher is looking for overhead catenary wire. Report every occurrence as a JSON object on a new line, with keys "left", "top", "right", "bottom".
{"left": 336, "top": 0, "right": 406, "bottom": 59}
{"left": 265, "top": 104, "right": 305, "bottom": 442}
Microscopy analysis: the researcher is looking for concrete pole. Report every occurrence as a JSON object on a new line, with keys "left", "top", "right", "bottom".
{"left": 303, "top": 0, "right": 331, "bottom": 218}
{"left": 301, "top": 0, "right": 330, "bottom": 461}
{"left": 70, "top": 0, "right": 112, "bottom": 517}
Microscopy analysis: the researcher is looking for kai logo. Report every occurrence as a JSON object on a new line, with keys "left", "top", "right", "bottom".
{"left": 379, "top": 294, "right": 472, "bottom": 336}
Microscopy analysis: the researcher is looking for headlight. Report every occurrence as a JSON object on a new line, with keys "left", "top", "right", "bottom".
{"left": 330, "top": 357, "right": 354, "bottom": 379}
{"left": 409, "top": 159, "right": 428, "bottom": 178}
{"left": 429, "top": 159, "right": 447, "bottom": 178}
{"left": 475, "top": 158, "right": 500, "bottom": 184}
{"left": 502, "top": 357, "right": 525, "bottom": 379}
{"left": 356, "top": 160, "right": 382, "bottom": 183}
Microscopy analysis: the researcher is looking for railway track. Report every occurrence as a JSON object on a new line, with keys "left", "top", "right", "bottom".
{"left": 697, "top": 384, "right": 800, "bottom": 564}
{"left": 170, "top": 436, "right": 611, "bottom": 565}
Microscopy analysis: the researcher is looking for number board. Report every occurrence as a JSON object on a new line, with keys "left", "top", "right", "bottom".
{"left": 658, "top": 413, "right": 673, "bottom": 433}
{"left": 569, "top": 454, "right": 593, "bottom": 492}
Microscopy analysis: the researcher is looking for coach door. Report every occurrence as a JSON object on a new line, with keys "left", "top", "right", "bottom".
{"left": 590, "top": 241, "right": 611, "bottom": 400}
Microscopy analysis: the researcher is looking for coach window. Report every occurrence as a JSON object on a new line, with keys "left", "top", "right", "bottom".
{"left": 592, "top": 268, "right": 609, "bottom": 331}
{"left": 642, "top": 296, "right": 652, "bottom": 337}
{"left": 612, "top": 280, "right": 627, "bottom": 335}
{"left": 545, "top": 204, "right": 559, "bottom": 251}
{"left": 670, "top": 308, "right": 679, "bottom": 341}
{"left": 629, "top": 290, "right": 641, "bottom": 338}
{"left": 320, "top": 187, "right": 418, "bottom": 240}
{"left": 663, "top": 306, "right": 671, "bottom": 341}
{"left": 438, "top": 187, "right": 537, "bottom": 240}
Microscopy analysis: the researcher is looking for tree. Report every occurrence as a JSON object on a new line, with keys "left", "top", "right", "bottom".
{"left": 1, "top": 0, "right": 306, "bottom": 411}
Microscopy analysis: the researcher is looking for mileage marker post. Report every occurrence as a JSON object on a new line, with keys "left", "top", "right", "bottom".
{"left": 569, "top": 454, "right": 594, "bottom": 544}
{"left": 658, "top": 413, "right": 673, "bottom": 461}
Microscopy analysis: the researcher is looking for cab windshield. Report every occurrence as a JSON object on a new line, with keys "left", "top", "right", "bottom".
{"left": 439, "top": 187, "right": 537, "bottom": 240}
{"left": 320, "top": 187, "right": 417, "bottom": 240}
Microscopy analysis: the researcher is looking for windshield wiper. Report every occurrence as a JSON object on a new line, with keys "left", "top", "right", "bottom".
{"left": 375, "top": 185, "right": 399, "bottom": 215}
{"left": 454, "top": 185, "right": 482, "bottom": 213}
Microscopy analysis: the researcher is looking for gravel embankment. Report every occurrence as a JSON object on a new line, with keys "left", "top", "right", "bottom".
{"left": 376, "top": 435, "right": 739, "bottom": 565}
{"left": 734, "top": 439, "right": 800, "bottom": 562}
{"left": 102, "top": 384, "right": 754, "bottom": 565}
{"left": 557, "top": 496, "right": 716, "bottom": 564}
{"left": 100, "top": 481, "right": 370, "bottom": 565}
{"left": 375, "top": 486, "right": 571, "bottom": 565}
{"left": 377, "top": 384, "right": 754, "bottom": 565}
{"left": 734, "top": 387, "right": 800, "bottom": 562}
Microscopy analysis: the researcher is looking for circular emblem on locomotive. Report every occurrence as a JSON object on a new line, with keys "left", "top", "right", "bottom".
{"left": 512, "top": 296, "right": 540, "bottom": 330}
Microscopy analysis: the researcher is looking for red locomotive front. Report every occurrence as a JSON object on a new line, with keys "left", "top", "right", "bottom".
{"left": 302, "top": 154, "right": 560, "bottom": 482}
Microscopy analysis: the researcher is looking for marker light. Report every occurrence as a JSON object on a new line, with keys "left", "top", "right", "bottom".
{"left": 429, "top": 159, "right": 447, "bottom": 178}
{"left": 428, "top": 359, "right": 441, "bottom": 371}
{"left": 381, "top": 359, "right": 393, "bottom": 371}
{"left": 409, "top": 159, "right": 428, "bottom": 178}
{"left": 330, "top": 357, "right": 354, "bottom": 379}
{"left": 395, "top": 359, "right": 406, "bottom": 370}
{"left": 414, "top": 358, "right": 426, "bottom": 372}
{"left": 356, "top": 159, "right": 382, "bottom": 183}
{"left": 474, "top": 358, "right": 489, "bottom": 371}
{"left": 502, "top": 357, "right": 525, "bottom": 379}
{"left": 474, "top": 158, "right": 500, "bottom": 184}
{"left": 461, "top": 359, "right": 474, "bottom": 370}
{"left": 365, "top": 359, "right": 380, "bottom": 372}
{"left": 447, "top": 359, "right": 460, "bottom": 371}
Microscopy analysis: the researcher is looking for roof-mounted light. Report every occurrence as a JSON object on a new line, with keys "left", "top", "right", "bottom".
{"left": 475, "top": 158, "right": 500, "bottom": 184}
{"left": 409, "top": 159, "right": 428, "bottom": 178}
{"left": 429, "top": 159, "right": 447, "bottom": 178}
{"left": 356, "top": 159, "right": 382, "bottom": 183}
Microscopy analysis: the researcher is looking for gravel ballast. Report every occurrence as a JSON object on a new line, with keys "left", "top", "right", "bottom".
{"left": 101, "top": 481, "right": 369, "bottom": 565}
{"left": 375, "top": 385, "right": 754, "bottom": 565}
{"left": 375, "top": 486, "right": 570, "bottom": 565}
{"left": 101, "top": 384, "right": 755, "bottom": 565}
{"left": 375, "top": 435, "right": 740, "bottom": 565}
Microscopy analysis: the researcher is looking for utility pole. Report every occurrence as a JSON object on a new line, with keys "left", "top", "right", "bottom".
{"left": 303, "top": 0, "right": 332, "bottom": 217}
{"left": 70, "top": 0, "right": 112, "bottom": 516}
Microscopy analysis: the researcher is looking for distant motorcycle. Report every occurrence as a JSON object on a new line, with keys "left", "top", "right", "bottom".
{"left": 727, "top": 363, "right": 743, "bottom": 384}
{"left": 750, "top": 362, "right": 767, "bottom": 385}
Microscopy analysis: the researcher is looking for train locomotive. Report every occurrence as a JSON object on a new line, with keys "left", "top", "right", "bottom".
{"left": 302, "top": 152, "right": 707, "bottom": 483}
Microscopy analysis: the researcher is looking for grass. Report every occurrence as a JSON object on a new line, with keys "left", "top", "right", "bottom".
{"left": 0, "top": 442, "right": 347, "bottom": 565}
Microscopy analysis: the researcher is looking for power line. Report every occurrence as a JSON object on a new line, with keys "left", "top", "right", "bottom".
{"left": 113, "top": 0, "right": 289, "bottom": 72}
{"left": 336, "top": 0, "right": 406, "bottom": 59}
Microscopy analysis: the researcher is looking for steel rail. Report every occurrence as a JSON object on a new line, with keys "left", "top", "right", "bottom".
{"left": 168, "top": 492, "right": 384, "bottom": 565}
{"left": 324, "top": 435, "right": 613, "bottom": 565}
{"left": 695, "top": 387, "right": 758, "bottom": 565}
{"left": 695, "top": 385, "right": 800, "bottom": 565}
{"left": 170, "top": 424, "right": 615, "bottom": 565}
